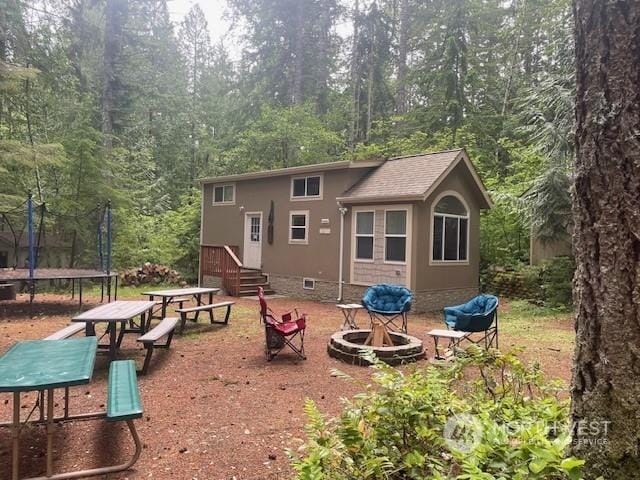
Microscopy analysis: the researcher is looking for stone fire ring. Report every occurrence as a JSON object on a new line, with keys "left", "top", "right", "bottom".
{"left": 327, "top": 329, "right": 426, "bottom": 366}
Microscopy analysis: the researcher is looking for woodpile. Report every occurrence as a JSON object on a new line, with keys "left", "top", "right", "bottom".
{"left": 120, "top": 263, "right": 185, "bottom": 286}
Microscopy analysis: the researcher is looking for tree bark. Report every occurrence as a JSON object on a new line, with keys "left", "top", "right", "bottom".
{"left": 571, "top": 1, "right": 640, "bottom": 477}
{"left": 349, "top": 0, "right": 360, "bottom": 148}
{"left": 396, "top": 0, "right": 409, "bottom": 114}
{"left": 291, "top": 1, "right": 305, "bottom": 106}
{"left": 102, "top": 0, "right": 127, "bottom": 155}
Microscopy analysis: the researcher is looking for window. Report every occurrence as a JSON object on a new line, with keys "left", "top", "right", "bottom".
{"left": 303, "top": 278, "right": 316, "bottom": 290}
{"left": 291, "top": 175, "right": 322, "bottom": 199}
{"left": 385, "top": 210, "right": 407, "bottom": 263}
{"left": 432, "top": 194, "right": 468, "bottom": 262}
{"left": 355, "top": 211, "right": 374, "bottom": 260}
{"left": 289, "top": 211, "right": 309, "bottom": 244}
{"left": 213, "top": 184, "right": 235, "bottom": 204}
{"left": 250, "top": 216, "right": 260, "bottom": 242}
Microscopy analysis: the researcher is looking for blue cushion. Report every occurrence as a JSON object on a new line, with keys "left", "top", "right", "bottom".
{"left": 362, "top": 284, "right": 412, "bottom": 314}
{"left": 442, "top": 294, "right": 498, "bottom": 332}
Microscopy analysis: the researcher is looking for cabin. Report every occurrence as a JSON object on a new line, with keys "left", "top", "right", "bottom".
{"left": 198, "top": 149, "right": 492, "bottom": 312}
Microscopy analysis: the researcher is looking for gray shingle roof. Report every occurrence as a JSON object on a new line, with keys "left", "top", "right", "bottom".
{"left": 339, "top": 149, "right": 464, "bottom": 202}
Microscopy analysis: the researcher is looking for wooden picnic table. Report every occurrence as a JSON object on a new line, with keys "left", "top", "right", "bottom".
{"left": 143, "top": 286, "right": 220, "bottom": 319}
{"left": 72, "top": 300, "right": 156, "bottom": 360}
{"left": 0, "top": 337, "right": 98, "bottom": 480}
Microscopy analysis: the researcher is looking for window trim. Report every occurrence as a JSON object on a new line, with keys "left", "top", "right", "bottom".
{"left": 212, "top": 183, "right": 236, "bottom": 205}
{"left": 302, "top": 278, "right": 316, "bottom": 290}
{"left": 354, "top": 210, "right": 375, "bottom": 263}
{"left": 429, "top": 190, "right": 470, "bottom": 265}
{"left": 288, "top": 210, "right": 310, "bottom": 245}
{"left": 383, "top": 208, "right": 409, "bottom": 265}
{"left": 290, "top": 173, "right": 324, "bottom": 201}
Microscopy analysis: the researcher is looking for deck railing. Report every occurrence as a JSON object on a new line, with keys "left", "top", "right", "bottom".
{"left": 200, "top": 245, "right": 242, "bottom": 296}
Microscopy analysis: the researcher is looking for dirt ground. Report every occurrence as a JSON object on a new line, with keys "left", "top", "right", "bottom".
{"left": 0, "top": 292, "right": 574, "bottom": 480}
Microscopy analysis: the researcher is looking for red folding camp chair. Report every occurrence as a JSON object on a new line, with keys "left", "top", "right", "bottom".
{"left": 258, "top": 287, "right": 307, "bottom": 361}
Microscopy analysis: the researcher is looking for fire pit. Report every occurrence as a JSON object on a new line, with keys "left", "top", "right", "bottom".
{"left": 328, "top": 329, "right": 426, "bottom": 366}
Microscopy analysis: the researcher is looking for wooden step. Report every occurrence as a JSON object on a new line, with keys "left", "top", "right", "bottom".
{"left": 238, "top": 286, "right": 275, "bottom": 296}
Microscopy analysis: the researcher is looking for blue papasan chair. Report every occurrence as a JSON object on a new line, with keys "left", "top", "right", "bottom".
{"left": 362, "top": 284, "right": 412, "bottom": 333}
{"left": 443, "top": 294, "right": 499, "bottom": 349}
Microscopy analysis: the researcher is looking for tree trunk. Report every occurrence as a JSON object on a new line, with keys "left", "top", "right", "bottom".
{"left": 571, "top": 1, "right": 640, "bottom": 477}
{"left": 102, "top": 0, "right": 127, "bottom": 155}
{"left": 349, "top": 0, "right": 360, "bottom": 148}
{"left": 291, "top": 1, "right": 305, "bottom": 106}
{"left": 396, "top": 0, "right": 409, "bottom": 114}
{"left": 365, "top": 27, "right": 374, "bottom": 142}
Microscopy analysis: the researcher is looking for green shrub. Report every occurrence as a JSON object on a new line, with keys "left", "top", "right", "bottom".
{"left": 291, "top": 349, "right": 583, "bottom": 479}
{"left": 540, "top": 256, "right": 575, "bottom": 308}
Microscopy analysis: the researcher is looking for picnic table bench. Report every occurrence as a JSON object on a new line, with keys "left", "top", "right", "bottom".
{"left": 44, "top": 323, "right": 86, "bottom": 340}
{"left": 0, "top": 338, "right": 143, "bottom": 480}
{"left": 137, "top": 317, "right": 179, "bottom": 374}
{"left": 176, "top": 301, "right": 235, "bottom": 333}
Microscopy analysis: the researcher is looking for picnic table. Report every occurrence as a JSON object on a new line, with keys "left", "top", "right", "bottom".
{"left": 0, "top": 336, "right": 144, "bottom": 479}
{"left": 0, "top": 337, "right": 97, "bottom": 480}
{"left": 143, "top": 286, "right": 220, "bottom": 319}
{"left": 72, "top": 300, "right": 156, "bottom": 360}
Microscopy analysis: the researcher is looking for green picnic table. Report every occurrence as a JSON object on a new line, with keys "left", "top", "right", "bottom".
{"left": 0, "top": 336, "right": 144, "bottom": 480}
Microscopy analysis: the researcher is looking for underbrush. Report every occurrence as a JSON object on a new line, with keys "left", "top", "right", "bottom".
{"left": 291, "top": 348, "right": 583, "bottom": 479}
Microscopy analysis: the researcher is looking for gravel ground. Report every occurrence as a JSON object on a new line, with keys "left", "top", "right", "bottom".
{"left": 0, "top": 293, "right": 573, "bottom": 480}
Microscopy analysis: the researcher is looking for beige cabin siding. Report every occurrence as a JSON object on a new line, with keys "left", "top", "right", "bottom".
{"left": 201, "top": 168, "right": 368, "bottom": 281}
{"left": 414, "top": 162, "right": 483, "bottom": 292}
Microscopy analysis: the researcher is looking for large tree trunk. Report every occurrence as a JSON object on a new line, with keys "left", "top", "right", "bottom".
{"left": 571, "top": 1, "right": 640, "bottom": 477}
{"left": 349, "top": 0, "right": 360, "bottom": 148}
{"left": 395, "top": 0, "right": 409, "bottom": 114}
{"left": 102, "top": 0, "right": 127, "bottom": 155}
{"left": 291, "top": 1, "right": 305, "bottom": 106}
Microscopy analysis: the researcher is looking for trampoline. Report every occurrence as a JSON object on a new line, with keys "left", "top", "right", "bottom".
{"left": 0, "top": 268, "right": 118, "bottom": 305}
{"left": 0, "top": 194, "right": 117, "bottom": 306}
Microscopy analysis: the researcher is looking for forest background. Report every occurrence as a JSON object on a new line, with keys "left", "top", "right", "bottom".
{"left": 0, "top": 0, "right": 574, "bottom": 280}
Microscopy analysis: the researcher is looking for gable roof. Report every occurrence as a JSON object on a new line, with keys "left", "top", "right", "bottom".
{"left": 198, "top": 159, "right": 384, "bottom": 184}
{"left": 337, "top": 149, "right": 492, "bottom": 208}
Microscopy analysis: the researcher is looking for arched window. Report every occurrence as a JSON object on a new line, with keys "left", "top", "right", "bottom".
{"left": 432, "top": 193, "right": 469, "bottom": 262}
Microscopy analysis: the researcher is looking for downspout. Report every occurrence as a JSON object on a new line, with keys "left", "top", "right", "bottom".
{"left": 198, "top": 183, "right": 205, "bottom": 287}
{"left": 337, "top": 203, "right": 348, "bottom": 302}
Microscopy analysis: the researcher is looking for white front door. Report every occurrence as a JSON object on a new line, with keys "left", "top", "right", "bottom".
{"left": 243, "top": 213, "right": 262, "bottom": 269}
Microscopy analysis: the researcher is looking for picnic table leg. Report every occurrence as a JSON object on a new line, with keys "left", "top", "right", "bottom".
{"left": 100, "top": 278, "right": 105, "bottom": 303}
{"left": 109, "top": 323, "right": 117, "bottom": 360}
{"left": 79, "top": 278, "right": 83, "bottom": 307}
{"left": 71, "top": 278, "right": 75, "bottom": 299}
{"left": 46, "top": 388, "right": 54, "bottom": 476}
{"left": 194, "top": 294, "right": 202, "bottom": 322}
{"left": 161, "top": 297, "right": 168, "bottom": 319}
{"left": 12, "top": 392, "right": 19, "bottom": 480}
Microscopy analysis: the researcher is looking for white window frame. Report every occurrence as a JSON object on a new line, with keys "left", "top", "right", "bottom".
{"left": 383, "top": 208, "right": 409, "bottom": 265}
{"left": 354, "top": 210, "right": 375, "bottom": 262}
{"left": 288, "top": 210, "right": 310, "bottom": 245}
{"left": 302, "top": 278, "right": 316, "bottom": 290}
{"left": 429, "top": 190, "right": 470, "bottom": 265}
{"left": 290, "top": 174, "right": 323, "bottom": 201}
{"left": 212, "top": 183, "right": 235, "bottom": 205}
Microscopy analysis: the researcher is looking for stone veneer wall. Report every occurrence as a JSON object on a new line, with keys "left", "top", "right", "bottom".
{"left": 267, "top": 273, "right": 478, "bottom": 313}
